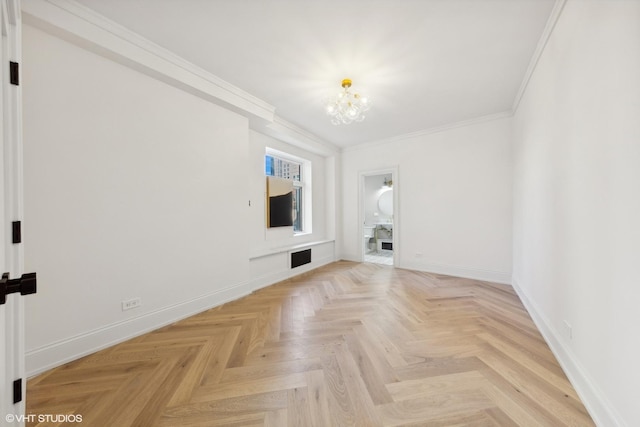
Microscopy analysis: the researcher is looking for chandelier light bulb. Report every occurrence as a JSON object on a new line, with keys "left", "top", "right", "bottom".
{"left": 325, "top": 78, "right": 371, "bottom": 125}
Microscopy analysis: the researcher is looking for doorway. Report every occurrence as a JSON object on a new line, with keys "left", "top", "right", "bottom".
{"left": 359, "top": 168, "right": 398, "bottom": 266}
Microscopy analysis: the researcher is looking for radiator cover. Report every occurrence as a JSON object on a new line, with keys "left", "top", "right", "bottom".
{"left": 291, "top": 249, "right": 311, "bottom": 268}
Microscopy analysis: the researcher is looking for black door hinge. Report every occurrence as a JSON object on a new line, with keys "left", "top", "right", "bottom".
{"left": 10, "top": 61, "right": 19, "bottom": 86}
{"left": 12, "top": 221, "right": 21, "bottom": 244}
{"left": 0, "top": 272, "right": 36, "bottom": 305}
{"left": 13, "top": 379, "right": 22, "bottom": 404}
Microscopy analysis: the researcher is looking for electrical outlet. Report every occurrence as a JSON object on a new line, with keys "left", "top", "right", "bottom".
{"left": 563, "top": 320, "right": 572, "bottom": 340}
{"left": 122, "top": 297, "right": 141, "bottom": 311}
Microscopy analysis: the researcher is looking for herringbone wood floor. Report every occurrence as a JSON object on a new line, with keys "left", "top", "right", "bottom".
{"left": 27, "top": 262, "right": 595, "bottom": 426}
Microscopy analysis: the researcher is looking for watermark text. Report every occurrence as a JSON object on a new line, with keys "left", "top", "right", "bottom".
{"left": 6, "top": 413, "right": 83, "bottom": 423}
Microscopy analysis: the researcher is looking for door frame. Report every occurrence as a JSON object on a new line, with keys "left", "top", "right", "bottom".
{"left": 358, "top": 166, "right": 399, "bottom": 265}
{"left": 1, "top": 0, "right": 25, "bottom": 424}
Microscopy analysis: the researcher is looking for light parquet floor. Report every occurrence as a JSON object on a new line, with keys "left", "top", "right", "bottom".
{"left": 26, "top": 262, "right": 595, "bottom": 426}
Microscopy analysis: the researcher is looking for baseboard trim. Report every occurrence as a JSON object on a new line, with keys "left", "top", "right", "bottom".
{"left": 249, "top": 270, "right": 291, "bottom": 292}
{"left": 249, "top": 255, "right": 335, "bottom": 292}
{"left": 339, "top": 253, "right": 362, "bottom": 263}
{"left": 28, "top": 255, "right": 338, "bottom": 378}
{"left": 400, "top": 260, "right": 512, "bottom": 285}
{"left": 512, "top": 278, "right": 624, "bottom": 427}
{"left": 26, "top": 280, "right": 251, "bottom": 378}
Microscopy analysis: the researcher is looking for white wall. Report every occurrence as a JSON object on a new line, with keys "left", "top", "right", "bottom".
{"left": 341, "top": 116, "right": 513, "bottom": 284}
{"left": 22, "top": 25, "right": 251, "bottom": 375}
{"left": 512, "top": 1, "right": 640, "bottom": 426}
{"left": 247, "top": 130, "right": 335, "bottom": 291}
{"left": 248, "top": 130, "right": 327, "bottom": 254}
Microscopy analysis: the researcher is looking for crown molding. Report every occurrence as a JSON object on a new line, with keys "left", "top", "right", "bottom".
{"left": 343, "top": 111, "right": 513, "bottom": 153}
{"left": 264, "top": 116, "right": 340, "bottom": 157}
{"left": 511, "top": 0, "right": 568, "bottom": 112}
{"left": 22, "top": 0, "right": 567, "bottom": 155}
{"left": 22, "top": 0, "right": 276, "bottom": 122}
{"left": 21, "top": 0, "right": 342, "bottom": 156}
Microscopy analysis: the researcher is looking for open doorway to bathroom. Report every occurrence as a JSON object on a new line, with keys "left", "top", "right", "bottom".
{"left": 360, "top": 169, "right": 398, "bottom": 266}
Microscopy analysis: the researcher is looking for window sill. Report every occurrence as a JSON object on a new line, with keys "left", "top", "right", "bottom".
{"left": 249, "top": 239, "right": 334, "bottom": 260}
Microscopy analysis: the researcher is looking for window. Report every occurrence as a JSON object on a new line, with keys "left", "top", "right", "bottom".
{"left": 265, "top": 149, "right": 311, "bottom": 233}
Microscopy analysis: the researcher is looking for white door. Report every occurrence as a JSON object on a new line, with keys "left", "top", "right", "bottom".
{"left": 1, "top": 1, "right": 26, "bottom": 425}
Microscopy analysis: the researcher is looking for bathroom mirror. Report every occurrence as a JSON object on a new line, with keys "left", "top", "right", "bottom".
{"left": 378, "top": 189, "right": 393, "bottom": 216}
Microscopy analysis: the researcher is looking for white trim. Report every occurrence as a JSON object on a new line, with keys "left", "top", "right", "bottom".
{"left": 265, "top": 116, "right": 339, "bottom": 156}
{"left": 511, "top": 0, "right": 567, "bottom": 112}
{"left": 343, "top": 111, "right": 512, "bottom": 153}
{"left": 512, "top": 278, "right": 625, "bottom": 427}
{"left": 249, "top": 254, "right": 335, "bottom": 292}
{"left": 20, "top": 0, "right": 565, "bottom": 156}
{"left": 25, "top": 280, "right": 252, "bottom": 378}
{"left": 2, "top": 0, "right": 25, "bottom": 422}
{"left": 400, "top": 261, "right": 512, "bottom": 285}
{"left": 339, "top": 253, "right": 362, "bottom": 263}
{"left": 249, "top": 270, "right": 291, "bottom": 293}
{"left": 358, "top": 167, "right": 400, "bottom": 266}
{"left": 21, "top": 0, "right": 275, "bottom": 121}
{"left": 20, "top": 0, "right": 342, "bottom": 161}
{"left": 264, "top": 147, "right": 312, "bottom": 234}
{"left": 249, "top": 239, "right": 334, "bottom": 260}
{"left": 27, "top": 243, "right": 337, "bottom": 377}
{"left": 265, "top": 146, "right": 306, "bottom": 168}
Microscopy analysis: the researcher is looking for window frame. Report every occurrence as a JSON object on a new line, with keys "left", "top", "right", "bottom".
{"left": 265, "top": 147, "right": 312, "bottom": 235}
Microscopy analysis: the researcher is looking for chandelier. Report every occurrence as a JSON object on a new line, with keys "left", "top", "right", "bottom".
{"left": 325, "top": 78, "right": 371, "bottom": 125}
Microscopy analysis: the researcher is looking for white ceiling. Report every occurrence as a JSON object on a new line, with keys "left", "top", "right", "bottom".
{"left": 73, "top": 0, "right": 556, "bottom": 148}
